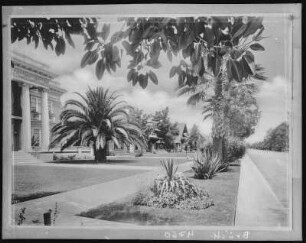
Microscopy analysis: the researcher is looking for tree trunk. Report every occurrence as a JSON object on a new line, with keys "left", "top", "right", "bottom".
{"left": 211, "top": 56, "right": 231, "bottom": 163}
{"left": 212, "top": 77, "right": 226, "bottom": 162}
{"left": 93, "top": 144, "right": 108, "bottom": 163}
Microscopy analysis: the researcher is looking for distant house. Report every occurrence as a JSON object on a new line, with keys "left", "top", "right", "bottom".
{"left": 173, "top": 123, "right": 188, "bottom": 152}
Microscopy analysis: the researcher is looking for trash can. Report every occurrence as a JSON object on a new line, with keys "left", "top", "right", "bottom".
{"left": 43, "top": 210, "right": 52, "bottom": 226}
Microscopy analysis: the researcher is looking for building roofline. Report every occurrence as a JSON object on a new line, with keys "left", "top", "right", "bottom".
{"left": 12, "top": 51, "right": 57, "bottom": 79}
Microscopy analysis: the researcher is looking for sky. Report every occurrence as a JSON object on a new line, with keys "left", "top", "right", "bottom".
{"left": 12, "top": 15, "right": 292, "bottom": 143}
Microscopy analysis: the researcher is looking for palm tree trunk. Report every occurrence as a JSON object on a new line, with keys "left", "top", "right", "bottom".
{"left": 212, "top": 77, "right": 226, "bottom": 161}
{"left": 211, "top": 56, "right": 231, "bottom": 163}
{"left": 93, "top": 144, "right": 108, "bottom": 162}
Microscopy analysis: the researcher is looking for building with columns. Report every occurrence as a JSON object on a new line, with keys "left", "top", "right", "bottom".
{"left": 11, "top": 51, "right": 66, "bottom": 152}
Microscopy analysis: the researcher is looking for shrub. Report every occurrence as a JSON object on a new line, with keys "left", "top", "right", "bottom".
{"left": 227, "top": 137, "right": 246, "bottom": 163}
{"left": 135, "top": 151, "right": 144, "bottom": 157}
{"left": 132, "top": 159, "right": 213, "bottom": 210}
{"left": 52, "top": 154, "right": 77, "bottom": 161}
{"left": 192, "top": 147, "right": 224, "bottom": 179}
{"left": 151, "top": 159, "right": 199, "bottom": 197}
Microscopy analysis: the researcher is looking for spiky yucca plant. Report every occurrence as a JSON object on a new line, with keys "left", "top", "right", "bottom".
{"left": 151, "top": 159, "right": 199, "bottom": 199}
{"left": 192, "top": 147, "right": 225, "bottom": 179}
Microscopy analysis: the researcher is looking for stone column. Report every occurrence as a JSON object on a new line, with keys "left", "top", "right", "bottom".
{"left": 21, "top": 83, "right": 32, "bottom": 152}
{"left": 41, "top": 88, "right": 50, "bottom": 150}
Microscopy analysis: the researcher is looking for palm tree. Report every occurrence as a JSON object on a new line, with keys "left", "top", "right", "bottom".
{"left": 49, "top": 87, "right": 147, "bottom": 162}
{"left": 177, "top": 17, "right": 267, "bottom": 162}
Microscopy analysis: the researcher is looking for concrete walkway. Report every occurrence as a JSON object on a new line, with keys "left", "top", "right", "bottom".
{"left": 12, "top": 161, "right": 192, "bottom": 226}
{"left": 235, "top": 153, "right": 289, "bottom": 227}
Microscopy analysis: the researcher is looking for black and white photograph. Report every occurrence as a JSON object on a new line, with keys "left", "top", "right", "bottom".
{"left": 2, "top": 3, "right": 302, "bottom": 240}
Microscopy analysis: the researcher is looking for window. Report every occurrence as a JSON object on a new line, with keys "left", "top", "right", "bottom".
{"left": 30, "top": 96, "right": 41, "bottom": 120}
{"left": 48, "top": 101, "right": 56, "bottom": 122}
{"left": 48, "top": 101, "right": 53, "bottom": 113}
{"left": 31, "top": 128, "right": 41, "bottom": 147}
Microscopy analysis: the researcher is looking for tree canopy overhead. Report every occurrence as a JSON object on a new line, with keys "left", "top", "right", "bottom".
{"left": 11, "top": 16, "right": 266, "bottom": 88}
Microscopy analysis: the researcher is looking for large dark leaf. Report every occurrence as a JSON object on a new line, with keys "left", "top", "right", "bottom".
{"left": 204, "top": 28, "right": 215, "bottom": 47}
{"left": 55, "top": 37, "right": 65, "bottom": 56}
{"left": 138, "top": 74, "right": 146, "bottom": 89}
{"left": 169, "top": 66, "right": 177, "bottom": 78}
{"left": 243, "top": 17, "right": 263, "bottom": 38}
{"left": 105, "top": 62, "right": 111, "bottom": 73}
{"left": 150, "top": 40, "right": 161, "bottom": 60}
{"left": 231, "top": 49, "right": 244, "bottom": 60}
{"left": 84, "top": 40, "right": 95, "bottom": 51}
{"left": 127, "top": 60, "right": 137, "bottom": 69}
{"left": 242, "top": 54, "right": 255, "bottom": 75}
{"left": 142, "top": 25, "right": 155, "bottom": 39}
{"left": 182, "top": 44, "right": 193, "bottom": 59}
{"left": 178, "top": 32, "right": 188, "bottom": 50}
{"left": 230, "top": 60, "right": 242, "bottom": 82}
{"left": 112, "top": 45, "right": 120, "bottom": 62}
{"left": 130, "top": 29, "right": 141, "bottom": 43}
{"left": 232, "top": 23, "right": 247, "bottom": 40}
{"left": 212, "top": 16, "right": 229, "bottom": 30}
{"left": 132, "top": 73, "right": 138, "bottom": 86}
{"left": 147, "top": 59, "right": 161, "bottom": 69}
{"left": 88, "top": 51, "right": 99, "bottom": 65}
{"left": 186, "top": 29, "right": 195, "bottom": 46}
{"left": 249, "top": 43, "right": 265, "bottom": 51}
{"left": 149, "top": 71, "right": 158, "bottom": 85}
{"left": 199, "top": 58, "right": 205, "bottom": 77}
{"left": 127, "top": 69, "right": 136, "bottom": 82}
{"left": 95, "top": 59, "right": 105, "bottom": 80}
{"left": 110, "top": 31, "right": 125, "bottom": 43}
{"left": 81, "top": 51, "right": 92, "bottom": 68}
{"left": 178, "top": 72, "right": 186, "bottom": 87}
{"left": 101, "top": 24, "right": 110, "bottom": 41}
{"left": 194, "top": 20, "right": 205, "bottom": 37}
{"left": 65, "top": 31, "right": 75, "bottom": 48}
{"left": 180, "top": 60, "right": 188, "bottom": 67}
{"left": 245, "top": 50, "right": 255, "bottom": 61}
{"left": 109, "top": 61, "right": 116, "bottom": 72}
{"left": 122, "top": 40, "right": 132, "bottom": 55}
{"left": 86, "top": 22, "right": 96, "bottom": 39}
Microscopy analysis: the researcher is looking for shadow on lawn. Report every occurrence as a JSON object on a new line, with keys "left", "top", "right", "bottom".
{"left": 47, "top": 159, "right": 141, "bottom": 165}
{"left": 12, "top": 191, "right": 63, "bottom": 204}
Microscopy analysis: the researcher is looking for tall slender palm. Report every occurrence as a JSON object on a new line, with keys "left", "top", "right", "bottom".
{"left": 49, "top": 87, "right": 147, "bottom": 162}
{"left": 177, "top": 18, "right": 267, "bottom": 163}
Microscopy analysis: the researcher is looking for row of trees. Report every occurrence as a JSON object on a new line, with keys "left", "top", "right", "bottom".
{"left": 12, "top": 16, "right": 266, "bottom": 162}
{"left": 248, "top": 122, "right": 289, "bottom": 152}
{"left": 48, "top": 87, "right": 207, "bottom": 162}
{"left": 129, "top": 107, "right": 180, "bottom": 152}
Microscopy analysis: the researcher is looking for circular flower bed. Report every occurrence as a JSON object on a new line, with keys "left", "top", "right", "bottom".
{"left": 132, "top": 159, "right": 214, "bottom": 210}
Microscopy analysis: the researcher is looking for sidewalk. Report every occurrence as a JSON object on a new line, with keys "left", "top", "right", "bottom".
{"left": 235, "top": 153, "right": 289, "bottom": 227}
{"left": 12, "top": 161, "right": 192, "bottom": 226}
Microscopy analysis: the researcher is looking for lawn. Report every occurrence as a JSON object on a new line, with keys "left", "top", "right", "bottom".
{"left": 12, "top": 164, "right": 148, "bottom": 203}
{"left": 247, "top": 149, "right": 289, "bottom": 207}
{"left": 79, "top": 165, "right": 241, "bottom": 226}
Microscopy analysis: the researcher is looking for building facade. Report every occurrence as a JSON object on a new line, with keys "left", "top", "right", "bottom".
{"left": 11, "top": 51, "right": 66, "bottom": 152}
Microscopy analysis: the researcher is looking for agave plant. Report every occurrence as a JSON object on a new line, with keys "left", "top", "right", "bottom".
{"left": 192, "top": 147, "right": 225, "bottom": 179}
{"left": 151, "top": 159, "right": 199, "bottom": 199}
